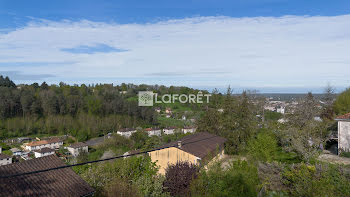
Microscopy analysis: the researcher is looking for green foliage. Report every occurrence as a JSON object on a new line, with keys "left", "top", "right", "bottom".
{"left": 164, "top": 162, "right": 199, "bottom": 196}
{"left": 79, "top": 156, "right": 169, "bottom": 196}
{"left": 198, "top": 90, "right": 259, "bottom": 155}
{"left": 157, "top": 116, "right": 186, "bottom": 127}
{"left": 264, "top": 111, "right": 282, "bottom": 121}
{"left": 283, "top": 163, "right": 350, "bottom": 197}
{"left": 191, "top": 160, "right": 260, "bottom": 197}
{"left": 334, "top": 88, "right": 350, "bottom": 115}
{"left": 247, "top": 131, "right": 278, "bottom": 162}
{"left": 340, "top": 151, "right": 350, "bottom": 158}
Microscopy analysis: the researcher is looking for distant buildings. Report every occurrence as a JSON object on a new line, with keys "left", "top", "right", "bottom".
{"left": 34, "top": 147, "right": 55, "bottom": 158}
{"left": 10, "top": 148, "right": 22, "bottom": 156}
{"left": 24, "top": 138, "right": 63, "bottom": 151}
{"left": 145, "top": 128, "right": 162, "bottom": 137}
{"left": 182, "top": 126, "right": 196, "bottom": 134}
{"left": 67, "top": 142, "right": 88, "bottom": 157}
{"left": 0, "top": 147, "right": 12, "bottom": 166}
{"left": 275, "top": 106, "right": 285, "bottom": 114}
{"left": 117, "top": 128, "right": 137, "bottom": 138}
{"left": 163, "top": 127, "right": 177, "bottom": 135}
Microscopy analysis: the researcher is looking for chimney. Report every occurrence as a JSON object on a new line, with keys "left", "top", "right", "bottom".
{"left": 177, "top": 141, "right": 182, "bottom": 148}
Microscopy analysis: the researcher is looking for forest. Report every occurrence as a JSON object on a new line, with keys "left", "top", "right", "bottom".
{"left": 0, "top": 76, "right": 205, "bottom": 140}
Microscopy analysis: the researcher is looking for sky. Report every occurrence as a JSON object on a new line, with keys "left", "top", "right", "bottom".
{"left": 0, "top": 0, "right": 350, "bottom": 93}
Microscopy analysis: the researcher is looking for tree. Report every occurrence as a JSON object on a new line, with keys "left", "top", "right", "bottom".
{"left": 163, "top": 162, "right": 198, "bottom": 196}
{"left": 334, "top": 88, "right": 350, "bottom": 115}
{"left": 321, "top": 84, "right": 336, "bottom": 120}
{"left": 246, "top": 131, "right": 278, "bottom": 162}
{"left": 291, "top": 92, "right": 319, "bottom": 129}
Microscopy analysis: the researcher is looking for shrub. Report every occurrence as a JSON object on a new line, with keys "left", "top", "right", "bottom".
{"left": 247, "top": 131, "right": 278, "bottom": 162}
{"left": 163, "top": 162, "right": 199, "bottom": 196}
{"left": 283, "top": 163, "right": 350, "bottom": 196}
{"left": 191, "top": 160, "right": 260, "bottom": 197}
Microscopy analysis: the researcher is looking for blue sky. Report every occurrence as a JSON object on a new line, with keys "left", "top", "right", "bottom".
{"left": 0, "top": 0, "right": 350, "bottom": 93}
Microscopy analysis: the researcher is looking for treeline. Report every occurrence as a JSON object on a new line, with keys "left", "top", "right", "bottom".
{"left": 0, "top": 76, "right": 208, "bottom": 139}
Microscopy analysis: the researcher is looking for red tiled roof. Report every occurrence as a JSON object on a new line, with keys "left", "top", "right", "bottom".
{"left": 0, "top": 155, "right": 94, "bottom": 197}
{"left": 26, "top": 138, "right": 63, "bottom": 147}
{"left": 158, "top": 132, "right": 226, "bottom": 160}
{"left": 336, "top": 113, "right": 350, "bottom": 120}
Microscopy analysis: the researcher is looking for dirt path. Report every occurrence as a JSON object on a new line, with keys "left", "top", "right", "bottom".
{"left": 318, "top": 153, "right": 350, "bottom": 165}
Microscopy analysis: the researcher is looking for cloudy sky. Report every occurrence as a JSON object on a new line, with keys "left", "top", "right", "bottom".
{"left": 0, "top": 0, "right": 350, "bottom": 93}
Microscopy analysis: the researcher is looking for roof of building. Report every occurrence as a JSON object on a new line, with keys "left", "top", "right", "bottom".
{"left": 10, "top": 148, "right": 21, "bottom": 153}
{"left": 145, "top": 128, "right": 160, "bottom": 132}
{"left": 118, "top": 128, "right": 136, "bottom": 132}
{"left": 164, "top": 126, "right": 177, "bottom": 130}
{"left": 34, "top": 147, "right": 55, "bottom": 154}
{"left": 183, "top": 126, "right": 196, "bottom": 129}
{"left": 158, "top": 132, "right": 226, "bottom": 160}
{"left": 0, "top": 154, "right": 11, "bottom": 160}
{"left": 336, "top": 113, "right": 350, "bottom": 120}
{"left": 26, "top": 138, "right": 63, "bottom": 147}
{"left": 0, "top": 155, "right": 95, "bottom": 197}
{"left": 69, "top": 142, "right": 88, "bottom": 149}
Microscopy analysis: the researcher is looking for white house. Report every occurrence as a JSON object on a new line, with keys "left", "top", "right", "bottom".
{"left": 0, "top": 154, "right": 12, "bottom": 166}
{"left": 163, "top": 127, "right": 177, "bottom": 135}
{"left": 165, "top": 107, "right": 172, "bottom": 114}
{"left": 67, "top": 142, "right": 88, "bottom": 157}
{"left": 182, "top": 126, "right": 196, "bottom": 134}
{"left": 335, "top": 113, "right": 350, "bottom": 154}
{"left": 34, "top": 148, "right": 55, "bottom": 158}
{"left": 10, "top": 148, "right": 22, "bottom": 156}
{"left": 275, "top": 106, "right": 285, "bottom": 114}
{"left": 145, "top": 128, "right": 162, "bottom": 137}
{"left": 25, "top": 138, "right": 63, "bottom": 151}
{"left": 117, "top": 128, "right": 137, "bottom": 138}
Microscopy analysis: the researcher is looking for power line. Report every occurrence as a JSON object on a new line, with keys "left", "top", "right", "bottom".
{"left": 0, "top": 135, "right": 222, "bottom": 179}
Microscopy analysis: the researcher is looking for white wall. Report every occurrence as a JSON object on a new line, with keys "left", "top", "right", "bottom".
{"left": 338, "top": 121, "right": 350, "bottom": 153}
{"left": 0, "top": 157, "right": 12, "bottom": 166}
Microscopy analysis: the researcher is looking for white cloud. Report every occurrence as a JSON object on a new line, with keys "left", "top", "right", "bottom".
{"left": 0, "top": 15, "right": 350, "bottom": 90}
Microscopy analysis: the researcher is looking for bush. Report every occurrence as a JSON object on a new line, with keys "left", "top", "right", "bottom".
{"left": 283, "top": 163, "right": 350, "bottom": 196}
{"left": 247, "top": 131, "right": 278, "bottom": 162}
{"left": 163, "top": 162, "right": 198, "bottom": 196}
{"left": 191, "top": 160, "right": 260, "bottom": 197}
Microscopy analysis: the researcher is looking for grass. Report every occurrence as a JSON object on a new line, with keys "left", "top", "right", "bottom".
{"left": 157, "top": 116, "right": 186, "bottom": 127}
{"left": 274, "top": 148, "right": 302, "bottom": 164}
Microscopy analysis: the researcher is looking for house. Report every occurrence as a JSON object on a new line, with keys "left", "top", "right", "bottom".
{"left": 182, "top": 126, "right": 196, "bottom": 134}
{"left": 25, "top": 138, "right": 63, "bottom": 151}
{"left": 0, "top": 155, "right": 95, "bottom": 196}
{"left": 335, "top": 113, "right": 350, "bottom": 154}
{"left": 275, "top": 106, "right": 285, "bottom": 114}
{"left": 10, "top": 148, "right": 22, "bottom": 156}
{"left": 163, "top": 127, "right": 177, "bottom": 135}
{"left": 148, "top": 132, "right": 226, "bottom": 174}
{"left": 0, "top": 147, "right": 12, "bottom": 166}
{"left": 67, "top": 142, "right": 88, "bottom": 157}
{"left": 165, "top": 107, "right": 172, "bottom": 114}
{"left": 145, "top": 128, "right": 162, "bottom": 137}
{"left": 117, "top": 128, "right": 137, "bottom": 138}
{"left": 34, "top": 147, "right": 55, "bottom": 158}
{"left": 155, "top": 107, "right": 161, "bottom": 113}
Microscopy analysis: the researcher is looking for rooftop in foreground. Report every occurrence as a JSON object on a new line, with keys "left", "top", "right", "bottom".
{"left": 0, "top": 155, "right": 94, "bottom": 197}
